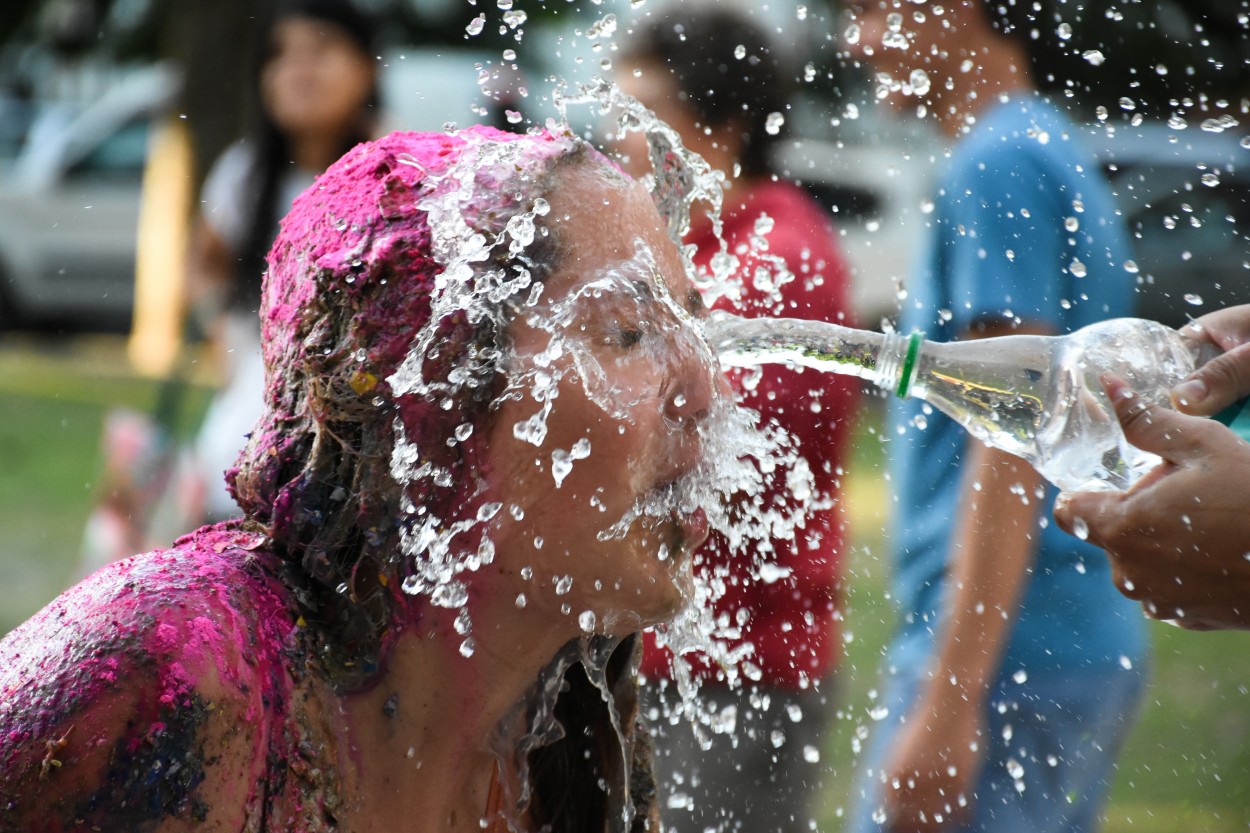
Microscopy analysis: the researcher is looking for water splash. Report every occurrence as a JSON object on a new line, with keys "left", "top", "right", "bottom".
{"left": 377, "top": 71, "right": 822, "bottom": 821}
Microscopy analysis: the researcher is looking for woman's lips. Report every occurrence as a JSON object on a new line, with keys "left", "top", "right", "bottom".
{"left": 679, "top": 506, "right": 710, "bottom": 550}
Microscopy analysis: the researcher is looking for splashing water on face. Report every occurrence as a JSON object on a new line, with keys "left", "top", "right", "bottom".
{"left": 377, "top": 76, "right": 819, "bottom": 822}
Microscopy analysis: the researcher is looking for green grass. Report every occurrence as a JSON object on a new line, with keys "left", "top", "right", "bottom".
{"left": 0, "top": 334, "right": 211, "bottom": 633}
{"left": 1, "top": 340, "right": 1247, "bottom": 829}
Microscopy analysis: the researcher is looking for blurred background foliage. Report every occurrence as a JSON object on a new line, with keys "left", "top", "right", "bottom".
{"left": 1, "top": 0, "right": 1248, "bottom": 191}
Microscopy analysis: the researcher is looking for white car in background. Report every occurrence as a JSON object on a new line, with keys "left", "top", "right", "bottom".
{"left": 0, "top": 63, "right": 179, "bottom": 331}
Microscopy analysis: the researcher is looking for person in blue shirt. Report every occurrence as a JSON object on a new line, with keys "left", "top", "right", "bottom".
{"left": 844, "top": 2, "right": 1147, "bottom": 831}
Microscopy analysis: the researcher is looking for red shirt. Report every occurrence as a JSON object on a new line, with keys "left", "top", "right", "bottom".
{"left": 641, "top": 179, "right": 858, "bottom": 689}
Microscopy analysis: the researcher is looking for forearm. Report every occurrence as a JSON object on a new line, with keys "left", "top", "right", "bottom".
{"left": 929, "top": 441, "right": 1042, "bottom": 706}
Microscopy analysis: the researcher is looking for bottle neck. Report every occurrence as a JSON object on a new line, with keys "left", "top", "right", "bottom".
{"left": 875, "top": 330, "right": 925, "bottom": 398}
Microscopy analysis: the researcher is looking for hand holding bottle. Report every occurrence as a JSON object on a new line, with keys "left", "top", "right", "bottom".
{"left": 1054, "top": 309, "right": 1250, "bottom": 631}
{"left": 1171, "top": 304, "right": 1250, "bottom": 417}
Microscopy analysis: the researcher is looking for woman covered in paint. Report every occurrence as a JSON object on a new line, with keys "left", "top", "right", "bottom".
{"left": 0, "top": 126, "right": 721, "bottom": 832}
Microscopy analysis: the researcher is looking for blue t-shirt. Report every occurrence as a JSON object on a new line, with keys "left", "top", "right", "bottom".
{"left": 887, "top": 96, "right": 1148, "bottom": 676}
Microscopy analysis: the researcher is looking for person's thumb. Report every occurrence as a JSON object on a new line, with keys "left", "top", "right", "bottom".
{"left": 1104, "top": 374, "right": 1212, "bottom": 462}
{"left": 1171, "top": 341, "right": 1250, "bottom": 416}
{"left": 1053, "top": 489, "right": 1116, "bottom": 545}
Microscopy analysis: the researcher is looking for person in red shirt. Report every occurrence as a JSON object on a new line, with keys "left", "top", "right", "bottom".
{"left": 617, "top": 9, "right": 859, "bottom": 833}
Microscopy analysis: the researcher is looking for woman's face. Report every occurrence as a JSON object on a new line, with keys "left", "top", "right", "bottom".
{"left": 262, "top": 16, "right": 375, "bottom": 140}
{"left": 483, "top": 163, "right": 719, "bottom": 634}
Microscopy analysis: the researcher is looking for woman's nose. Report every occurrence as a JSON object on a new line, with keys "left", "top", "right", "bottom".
{"left": 665, "top": 354, "right": 718, "bottom": 427}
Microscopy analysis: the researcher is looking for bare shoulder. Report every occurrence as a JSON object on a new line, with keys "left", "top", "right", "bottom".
{"left": 0, "top": 525, "right": 304, "bottom": 831}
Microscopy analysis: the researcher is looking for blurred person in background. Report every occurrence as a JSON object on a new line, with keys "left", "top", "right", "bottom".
{"left": 185, "top": 0, "right": 379, "bottom": 525}
{"left": 843, "top": 2, "right": 1147, "bottom": 832}
{"left": 1055, "top": 304, "right": 1250, "bottom": 631}
{"left": 78, "top": 0, "right": 380, "bottom": 572}
{"left": 616, "top": 8, "right": 859, "bottom": 833}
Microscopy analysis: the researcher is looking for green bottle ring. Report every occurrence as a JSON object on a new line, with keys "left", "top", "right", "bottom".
{"left": 895, "top": 331, "right": 924, "bottom": 399}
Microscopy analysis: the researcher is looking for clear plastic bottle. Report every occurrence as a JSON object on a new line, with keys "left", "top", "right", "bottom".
{"left": 707, "top": 313, "right": 1208, "bottom": 492}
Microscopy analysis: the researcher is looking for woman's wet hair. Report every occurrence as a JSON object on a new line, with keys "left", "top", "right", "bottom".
{"left": 228, "top": 129, "right": 587, "bottom": 679}
{"left": 621, "top": 8, "right": 792, "bottom": 179}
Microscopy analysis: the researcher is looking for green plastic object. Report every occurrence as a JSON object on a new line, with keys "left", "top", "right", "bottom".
{"left": 895, "top": 331, "right": 924, "bottom": 399}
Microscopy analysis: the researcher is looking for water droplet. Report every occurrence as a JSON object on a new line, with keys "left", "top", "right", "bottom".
{"left": 1200, "top": 115, "right": 1239, "bottom": 133}
{"left": 502, "top": 9, "right": 527, "bottom": 28}
{"left": 909, "top": 68, "right": 931, "bottom": 96}
{"left": 1168, "top": 114, "right": 1188, "bottom": 130}
{"left": 1064, "top": 216, "right": 1079, "bottom": 233}
{"left": 771, "top": 730, "right": 786, "bottom": 748}
{"left": 1119, "top": 655, "right": 1134, "bottom": 670}
{"left": 1241, "top": 136, "right": 1250, "bottom": 149}
{"left": 734, "top": 44, "right": 747, "bottom": 59}
{"left": 505, "top": 109, "right": 523, "bottom": 124}
{"left": 1082, "top": 49, "right": 1105, "bottom": 66}
{"left": 911, "top": 413, "right": 928, "bottom": 431}
{"left": 1068, "top": 259, "right": 1087, "bottom": 278}
{"left": 868, "top": 704, "right": 890, "bottom": 721}
{"left": 844, "top": 23, "right": 861, "bottom": 46}
{"left": 465, "top": 14, "right": 485, "bottom": 36}
{"left": 1056, "top": 21, "right": 1073, "bottom": 41}
{"left": 586, "top": 13, "right": 616, "bottom": 39}
{"left": 1119, "top": 96, "right": 1136, "bottom": 111}
{"left": 555, "top": 575, "right": 573, "bottom": 595}
{"left": 1184, "top": 293, "right": 1204, "bottom": 306}
{"left": 1201, "top": 172, "right": 1221, "bottom": 187}
{"left": 754, "top": 214, "right": 776, "bottom": 236}
{"left": 520, "top": 566, "right": 533, "bottom": 580}
{"left": 802, "top": 745, "right": 820, "bottom": 763}
{"left": 1072, "top": 517, "right": 1089, "bottom": 540}
{"left": 1006, "top": 757, "right": 1025, "bottom": 780}
{"left": 459, "top": 637, "right": 477, "bottom": 658}
{"left": 502, "top": 48, "right": 516, "bottom": 61}
{"left": 578, "top": 610, "right": 597, "bottom": 632}
{"left": 515, "top": 593, "right": 527, "bottom": 608}
{"left": 1012, "top": 669, "right": 1028, "bottom": 684}
{"left": 765, "top": 112, "right": 786, "bottom": 136}
{"left": 1122, "top": 259, "right": 1139, "bottom": 274}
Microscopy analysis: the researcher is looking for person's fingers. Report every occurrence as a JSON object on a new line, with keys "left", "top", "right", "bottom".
{"left": 1182, "top": 305, "right": 1250, "bottom": 353}
{"left": 1103, "top": 374, "right": 1212, "bottom": 461}
{"left": 1171, "top": 341, "right": 1250, "bottom": 416}
{"left": 1054, "top": 490, "right": 1119, "bottom": 550}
